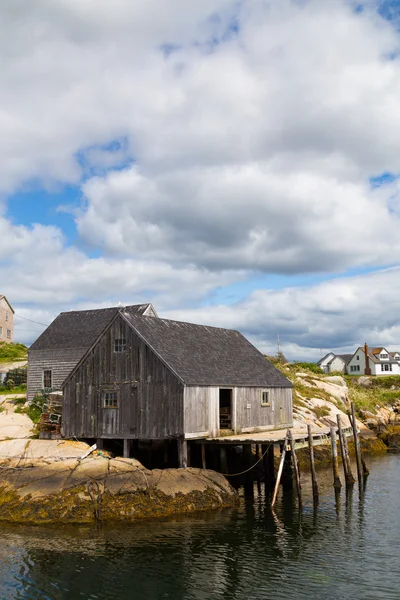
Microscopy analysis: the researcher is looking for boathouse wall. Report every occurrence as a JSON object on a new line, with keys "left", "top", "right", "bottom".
{"left": 62, "top": 315, "right": 184, "bottom": 440}
{"left": 183, "top": 386, "right": 293, "bottom": 439}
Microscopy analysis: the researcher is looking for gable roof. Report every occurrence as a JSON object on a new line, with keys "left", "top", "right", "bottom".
{"left": 317, "top": 352, "right": 335, "bottom": 366}
{"left": 120, "top": 313, "right": 292, "bottom": 388}
{"left": 0, "top": 295, "right": 15, "bottom": 313}
{"left": 30, "top": 304, "right": 156, "bottom": 351}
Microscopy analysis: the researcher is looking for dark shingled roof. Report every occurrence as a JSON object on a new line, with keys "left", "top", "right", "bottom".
{"left": 30, "top": 304, "right": 155, "bottom": 351}
{"left": 122, "top": 313, "right": 292, "bottom": 388}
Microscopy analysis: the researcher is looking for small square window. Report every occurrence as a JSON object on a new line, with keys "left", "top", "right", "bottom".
{"left": 114, "top": 338, "right": 127, "bottom": 353}
{"left": 261, "top": 390, "right": 270, "bottom": 407}
{"left": 103, "top": 391, "right": 118, "bottom": 408}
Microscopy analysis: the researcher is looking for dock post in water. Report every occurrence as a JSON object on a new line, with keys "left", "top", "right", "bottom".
{"left": 349, "top": 402, "right": 363, "bottom": 484}
{"left": 342, "top": 427, "right": 355, "bottom": 485}
{"left": 288, "top": 430, "right": 302, "bottom": 508}
{"left": 271, "top": 432, "right": 289, "bottom": 508}
{"left": 337, "top": 414, "right": 355, "bottom": 486}
{"left": 307, "top": 424, "right": 319, "bottom": 504}
{"left": 330, "top": 426, "right": 342, "bottom": 490}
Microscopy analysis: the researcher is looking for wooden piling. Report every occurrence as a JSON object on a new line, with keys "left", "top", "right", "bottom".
{"left": 337, "top": 414, "right": 355, "bottom": 486}
{"left": 271, "top": 432, "right": 289, "bottom": 508}
{"left": 288, "top": 430, "right": 302, "bottom": 508}
{"left": 342, "top": 429, "right": 355, "bottom": 485}
{"left": 307, "top": 424, "right": 319, "bottom": 504}
{"left": 201, "top": 443, "right": 206, "bottom": 470}
{"left": 123, "top": 439, "right": 131, "bottom": 458}
{"left": 220, "top": 446, "right": 228, "bottom": 474}
{"left": 330, "top": 426, "right": 342, "bottom": 490}
{"left": 178, "top": 437, "right": 188, "bottom": 468}
{"left": 350, "top": 402, "right": 363, "bottom": 484}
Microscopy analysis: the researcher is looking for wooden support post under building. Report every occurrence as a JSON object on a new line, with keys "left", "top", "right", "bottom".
{"left": 330, "top": 426, "right": 342, "bottom": 490}
{"left": 271, "top": 432, "right": 289, "bottom": 508}
{"left": 349, "top": 402, "right": 363, "bottom": 484}
{"left": 307, "top": 424, "right": 319, "bottom": 504}
{"left": 220, "top": 446, "right": 228, "bottom": 474}
{"left": 337, "top": 414, "right": 355, "bottom": 486}
{"left": 123, "top": 439, "right": 131, "bottom": 458}
{"left": 178, "top": 437, "right": 188, "bottom": 468}
{"left": 201, "top": 443, "right": 206, "bottom": 470}
{"left": 288, "top": 430, "right": 302, "bottom": 508}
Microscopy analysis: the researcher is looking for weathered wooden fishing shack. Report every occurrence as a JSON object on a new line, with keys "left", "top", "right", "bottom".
{"left": 27, "top": 304, "right": 157, "bottom": 401}
{"left": 62, "top": 310, "right": 293, "bottom": 465}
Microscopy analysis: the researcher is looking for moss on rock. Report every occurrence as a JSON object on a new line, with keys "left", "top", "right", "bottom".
{"left": 0, "top": 458, "right": 239, "bottom": 525}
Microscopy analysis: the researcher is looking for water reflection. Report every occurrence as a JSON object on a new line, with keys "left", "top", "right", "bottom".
{"left": 1, "top": 455, "right": 400, "bottom": 600}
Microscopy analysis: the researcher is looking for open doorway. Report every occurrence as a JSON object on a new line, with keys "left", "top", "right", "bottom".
{"left": 219, "top": 388, "right": 232, "bottom": 430}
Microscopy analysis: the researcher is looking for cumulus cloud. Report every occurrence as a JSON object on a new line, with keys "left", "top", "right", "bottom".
{"left": 2, "top": 0, "right": 400, "bottom": 356}
{"left": 162, "top": 266, "right": 400, "bottom": 360}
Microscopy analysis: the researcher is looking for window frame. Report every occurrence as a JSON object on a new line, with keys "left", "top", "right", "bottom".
{"left": 43, "top": 369, "right": 52, "bottom": 389}
{"left": 260, "top": 389, "right": 271, "bottom": 407}
{"left": 114, "top": 338, "right": 127, "bottom": 353}
{"left": 103, "top": 390, "right": 119, "bottom": 409}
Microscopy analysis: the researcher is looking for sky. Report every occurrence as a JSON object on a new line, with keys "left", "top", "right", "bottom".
{"left": 2, "top": 0, "right": 400, "bottom": 361}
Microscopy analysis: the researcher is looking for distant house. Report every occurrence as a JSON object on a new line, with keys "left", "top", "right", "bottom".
{"left": 61, "top": 310, "right": 293, "bottom": 461}
{"left": 27, "top": 304, "right": 157, "bottom": 401}
{"left": 317, "top": 353, "right": 352, "bottom": 374}
{"left": 0, "top": 296, "right": 14, "bottom": 344}
{"left": 347, "top": 344, "right": 400, "bottom": 376}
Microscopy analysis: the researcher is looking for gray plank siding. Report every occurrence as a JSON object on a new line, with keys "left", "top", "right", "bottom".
{"left": 184, "top": 385, "right": 292, "bottom": 438}
{"left": 27, "top": 348, "right": 86, "bottom": 401}
{"left": 237, "top": 387, "right": 292, "bottom": 432}
{"left": 63, "top": 315, "right": 184, "bottom": 440}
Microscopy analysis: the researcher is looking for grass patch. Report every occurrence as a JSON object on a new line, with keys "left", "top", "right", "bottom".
{"left": 0, "top": 343, "right": 28, "bottom": 364}
{"left": 313, "top": 405, "right": 331, "bottom": 419}
{"left": 14, "top": 395, "right": 46, "bottom": 424}
{"left": 0, "top": 384, "right": 27, "bottom": 394}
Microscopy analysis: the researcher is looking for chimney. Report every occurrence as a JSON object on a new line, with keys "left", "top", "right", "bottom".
{"left": 364, "top": 342, "right": 371, "bottom": 375}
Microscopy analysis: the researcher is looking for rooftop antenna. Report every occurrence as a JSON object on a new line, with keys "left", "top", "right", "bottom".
{"left": 277, "top": 333, "right": 280, "bottom": 356}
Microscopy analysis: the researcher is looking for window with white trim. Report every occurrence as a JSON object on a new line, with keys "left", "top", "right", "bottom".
{"left": 381, "top": 364, "right": 392, "bottom": 372}
{"left": 261, "top": 390, "right": 271, "bottom": 406}
{"left": 0, "top": 326, "right": 2, "bottom": 337}
{"left": 103, "top": 390, "right": 118, "bottom": 408}
{"left": 6, "top": 329, "right": 11, "bottom": 339}
{"left": 5, "top": 313, "right": 8, "bottom": 322}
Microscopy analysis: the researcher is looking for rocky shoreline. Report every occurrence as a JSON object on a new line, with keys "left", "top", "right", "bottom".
{"left": 0, "top": 441, "right": 238, "bottom": 524}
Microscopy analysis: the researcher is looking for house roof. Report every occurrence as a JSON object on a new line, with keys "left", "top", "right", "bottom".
{"left": 0, "top": 295, "right": 15, "bottom": 313}
{"left": 335, "top": 354, "right": 353, "bottom": 365}
{"left": 121, "top": 313, "right": 293, "bottom": 388}
{"left": 317, "top": 353, "right": 335, "bottom": 366}
{"left": 30, "top": 304, "right": 156, "bottom": 351}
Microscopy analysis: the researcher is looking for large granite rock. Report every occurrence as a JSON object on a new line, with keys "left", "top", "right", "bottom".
{"left": 0, "top": 442, "right": 238, "bottom": 524}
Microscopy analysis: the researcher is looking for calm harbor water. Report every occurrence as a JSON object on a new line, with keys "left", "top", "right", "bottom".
{"left": 1, "top": 454, "right": 400, "bottom": 600}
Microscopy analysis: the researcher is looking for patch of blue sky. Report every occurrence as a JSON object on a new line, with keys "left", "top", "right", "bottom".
{"left": 370, "top": 172, "right": 399, "bottom": 188}
{"left": 201, "top": 264, "right": 397, "bottom": 307}
{"left": 76, "top": 136, "right": 133, "bottom": 181}
{"left": 379, "top": 0, "right": 400, "bottom": 21}
{"left": 6, "top": 183, "right": 80, "bottom": 244}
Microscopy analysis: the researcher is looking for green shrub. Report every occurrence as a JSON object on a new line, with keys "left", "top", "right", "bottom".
{"left": 292, "top": 362, "right": 322, "bottom": 374}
